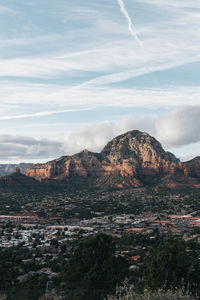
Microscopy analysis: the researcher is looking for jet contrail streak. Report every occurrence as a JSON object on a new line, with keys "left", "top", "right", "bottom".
{"left": 117, "top": 0, "right": 144, "bottom": 48}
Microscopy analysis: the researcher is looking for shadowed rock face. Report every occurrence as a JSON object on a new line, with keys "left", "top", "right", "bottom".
{"left": 25, "top": 130, "right": 200, "bottom": 189}
{"left": 0, "top": 172, "right": 43, "bottom": 190}
{"left": 183, "top": 157, "right": 200, "bottom": 178}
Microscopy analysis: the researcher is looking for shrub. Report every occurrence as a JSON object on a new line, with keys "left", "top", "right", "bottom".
{"left": 105, "top": 280, "right": 196, "bottom": 300}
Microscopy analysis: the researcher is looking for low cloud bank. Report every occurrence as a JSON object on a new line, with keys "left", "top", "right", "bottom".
{"left": 63, "top": 106, "right": 200, "bottom": 154}
{"left": 0, "top": 135, "right": 62, "bottom": 162}
{"left": 0, "top": 106, "right": 200, "bottom": 162}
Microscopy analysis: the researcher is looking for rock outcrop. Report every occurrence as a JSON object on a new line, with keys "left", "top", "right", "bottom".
{"left": 25, "top": 130, "right": 200, "bottom": 189}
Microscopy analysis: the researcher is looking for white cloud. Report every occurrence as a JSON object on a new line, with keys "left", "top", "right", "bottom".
{"left": 96, "top": 19, "right": 127, "bottom": 35}
{"left": 0, "top": 81, "right": 200, "bottom": 110}
{"left": 0, "top": 106, "right": 200, "bottom": 162}
{"left": 62, "top": 106, "right": 200, "bottom": 156}
{"left": 0, "top": 108, "right": 90, "bottom": 121}
{"left": 140, "top": 0, "right": 200, "bottom": 9}
{"left": 156, "top": 107, "right": 200, "bottom": 147}
{"left": 0, "top": 6, "right": 10, "bottom": 13}
{"left": 0, "top": 0, "right": 200, "bottom": 163}
{"left": 0, "top": 34, "right": 63, "bottom": 48}
{"left": 0, "top": 135, "right": 62, "bottom": 162}
{"left": 0, "top": 36, "right": 199, "bottom": 82}
{"left": 1, "top": 0, "right": 200, "bottom": 83}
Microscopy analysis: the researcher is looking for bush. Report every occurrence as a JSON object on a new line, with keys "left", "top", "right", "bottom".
{"left": 105, "top": 280, "right": 196, "bottom": 300}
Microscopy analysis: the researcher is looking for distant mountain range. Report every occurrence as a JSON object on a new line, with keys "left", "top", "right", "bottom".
{"left": 22, "top": 130, "right": 200, "bottom": 190}
{"left": 0, "top": 163, "right": 33, "bottom": 176}
{"left": 0, "top": 130, "right": 200, "bottom": 191}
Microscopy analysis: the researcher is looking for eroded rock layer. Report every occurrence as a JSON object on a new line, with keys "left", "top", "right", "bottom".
{"left": 25, "top": 130, "right": 200, "bottom": 188}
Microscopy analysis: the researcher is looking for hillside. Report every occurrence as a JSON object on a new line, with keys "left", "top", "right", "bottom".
{"left": 0, "top": 170, "right": 43, "bottom": 191}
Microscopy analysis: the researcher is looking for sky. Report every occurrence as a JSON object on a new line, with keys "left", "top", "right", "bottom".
{"left": 0, "top": 0, "right": 200, "bottom": 163}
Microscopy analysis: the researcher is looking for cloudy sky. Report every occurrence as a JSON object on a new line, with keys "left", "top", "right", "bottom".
{"left": 0, "top": 0, "right": 200, "bottom": 163}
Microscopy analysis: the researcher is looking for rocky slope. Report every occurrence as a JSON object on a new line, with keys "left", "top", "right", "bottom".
{"left": 25, "top": 130, "right": 200, "bottom": 189}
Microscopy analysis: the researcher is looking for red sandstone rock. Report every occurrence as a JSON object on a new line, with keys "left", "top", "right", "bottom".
{"left": 25, "top": 130, "right": 200, "bottom": 189}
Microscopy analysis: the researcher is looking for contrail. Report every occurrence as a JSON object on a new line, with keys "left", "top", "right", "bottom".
{"left": 117, "top": 0, "right": 144, "bottom": 48}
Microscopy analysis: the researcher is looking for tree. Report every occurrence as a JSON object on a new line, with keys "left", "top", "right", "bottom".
{"left": 61, "top": 233, "right": 128, "bottom": 300}
{"left": 143, "top": 239, "right": 196, "bottom": 292}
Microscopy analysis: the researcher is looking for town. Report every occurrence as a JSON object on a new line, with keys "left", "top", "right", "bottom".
{"left": 0, "top": 187, "right": 200, "bottom": 291}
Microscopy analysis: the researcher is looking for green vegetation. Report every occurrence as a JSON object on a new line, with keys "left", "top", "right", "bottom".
{"left": 0, "top": 246, "right": 47, "bottom": 300}
{"left": 144, "top": 239, "right": 190, "bottom": 290}
{"left": 0, "top": 187, "right": 200, "bottom": 219}
{"left": 8, "top": 274, "right": 47, "bottom": 300}
{"left": 143, "top": 239, "right": 200, "bottom": 296}
{"left": 0, "top": 233, "right": 200, "bottom": 299}
{"left": 61, "top": 233, "right": 129, "bottom": 300}
{"left": 0, "top": 186, "right": 200, "bottom": 299}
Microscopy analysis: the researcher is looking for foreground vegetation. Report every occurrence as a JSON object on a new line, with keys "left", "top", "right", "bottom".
{"left": 37, "top": 287, "right": 197, "bottom": 300}
{"left": 106, "top": 282, "right": 196, "bottom": 300}
{"left": 0, "top": 187, "right": 200, "bottom": 299}
{"left": 0, "top": 233, "right": 200, "bottom": 300}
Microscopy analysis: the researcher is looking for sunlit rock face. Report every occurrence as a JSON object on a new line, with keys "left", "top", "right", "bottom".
{"left": 26, "top": 130, "right": 200, "bottom": 189}
{"left": 100, "top": 130, "right": 181, "bottom": 185}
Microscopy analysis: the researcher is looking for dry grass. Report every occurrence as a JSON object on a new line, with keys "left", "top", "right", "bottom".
{"left": 105, "top": 280, "right": 195, "bottom": 300}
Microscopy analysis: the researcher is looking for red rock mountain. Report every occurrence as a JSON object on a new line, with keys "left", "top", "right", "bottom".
{"left": 25, "top": 130, "right": 200, "bottom": 189}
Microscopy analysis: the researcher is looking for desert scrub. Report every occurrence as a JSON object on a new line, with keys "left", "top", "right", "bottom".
{"left": 105, "top": 281, "right": 195, "bottom": 300}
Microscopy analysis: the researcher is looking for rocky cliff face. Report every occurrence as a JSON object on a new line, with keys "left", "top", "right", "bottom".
{"left": 100, "top": 131, "right": 183, "bottom": 186}
{"left": 26, "top": 150, "right": 104, "bottom": 181}
{"left": 25, "top": 130, "right": 200, "bottom": 188}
